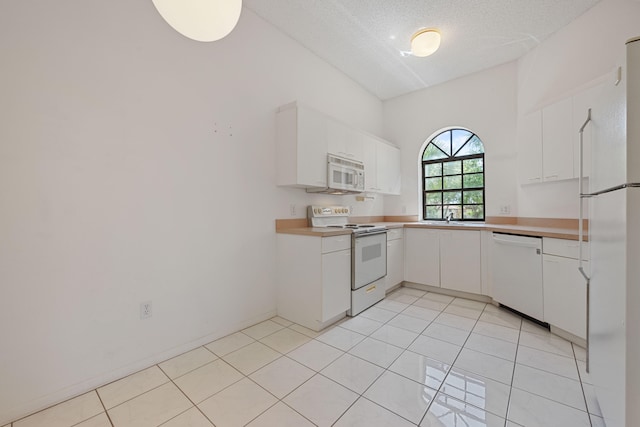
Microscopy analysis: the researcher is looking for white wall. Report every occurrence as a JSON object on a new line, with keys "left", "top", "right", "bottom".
{"left": 382, "top": 62, "right": 519, "bottom": 218}
{"left": 516, "top": 0, "right": 640, "bottom": 218}
{"left": 0, "top": 0, "right": 382, "bottom": 423}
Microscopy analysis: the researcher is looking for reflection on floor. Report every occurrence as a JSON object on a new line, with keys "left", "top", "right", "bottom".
{"left": 9, "top": 287, "right": 603, "bottom": 427}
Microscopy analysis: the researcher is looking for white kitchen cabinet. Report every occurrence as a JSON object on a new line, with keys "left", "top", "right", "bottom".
{"left": 440, "top": 230, "right": 481, "bottom": 294}
{"left": 276, "top": 103, "right": 328, "bottom": 188}
{"left": 326, "top": 117, "right": 364, "bottom": 161}
{"left": 518, "top": 79, "right": 608, "bottom": 185}
{"left": 404, "top": 228, "right": 482, "bottom": 294}
{"left": 543, "top": 237, "right": 589, "bottom": 339}
{"left": 542, "top": 97, "right": 574, "bottom": 182}
{"left": 517, "top": 110, "right": 543, "bottom": 184}
{"left": 376, "top": 141, "right": 401, "bottom": 195}
{"left": 321, "top": 247, "right": 352, "bottom": 321}
{"left": 385, "top": 228, "right": 404, "bottom": 291}
{"left": 363, "top": 135, "right": 401, "bottom": 195}
{"left": 363, "top": 134, "right": 378, "bottom": 192}
{"left": 277, "top": 234, "right": 351, "bottom": 331}
{"left": 404, "top": 228, "right": 440, "bottom": 287}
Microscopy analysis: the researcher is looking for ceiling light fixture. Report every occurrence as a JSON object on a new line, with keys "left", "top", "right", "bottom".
{"left": 410, "top": 28, "right": 441, "bottom": 57}
{"left": 152, "top": 0, "right": 242, "bottom": 42}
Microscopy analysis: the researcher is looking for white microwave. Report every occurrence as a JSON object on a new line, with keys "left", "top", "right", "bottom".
{"left": 307, "top": 154, "right": 365, "bottom": 195}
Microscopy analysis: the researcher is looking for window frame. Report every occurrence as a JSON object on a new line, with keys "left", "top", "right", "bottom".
{"left": 420, "top": 129, "right": 485, "bottom": 222}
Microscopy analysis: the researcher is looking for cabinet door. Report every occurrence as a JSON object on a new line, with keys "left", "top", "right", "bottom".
{"left": 518, "top": 111, "right": 543, "bottom": 184}
{"left": 297, "top": 107, "right": 328, "bottom": 187}
{"left": 377, "top": 141, "right": 401, "bottom": 195}
{"left": 404, "top": 229, "right": 440, "bottom": 287}
{"left": 543, "top": 255, "right": 587, "bottom": 339}
{"left": 440, "top": 230, "right": 481, "bottom": 294}
{"left": 542, "top": 97, "right": 574, "bottom": 182}
{"left": 321, "top": 249, "right": 351, "bottom": 321}
{"left": 386, "top": 237, "right": 404, "bottom": 290}
{"left": 327, "top": 119, "right": 363, "bottom": 161}
{"left": 363, "top": 134, "right": 378, "bottom": 192}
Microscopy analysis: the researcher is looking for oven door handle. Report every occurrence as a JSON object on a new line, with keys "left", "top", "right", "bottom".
{"left": 353, "top": 229, "right": 387, "bottom": 237}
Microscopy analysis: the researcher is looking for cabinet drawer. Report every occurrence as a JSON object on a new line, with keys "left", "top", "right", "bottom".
{"left": 543, "top": 237, "right": 589, "bottom": 260}
{"left": 387, "top": 228, "right": 403, "bottom": 241}
{"left": 322, "top": 235, "right": 351, "bottom": 253}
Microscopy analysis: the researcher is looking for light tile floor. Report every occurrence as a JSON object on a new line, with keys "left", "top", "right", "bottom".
{"left": 8, "top": 287, "right": 604, "bottom": 427}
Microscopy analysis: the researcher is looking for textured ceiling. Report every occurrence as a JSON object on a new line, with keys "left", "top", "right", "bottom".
{"left": 244, "top": 0, "right": 601, "bottom": 100}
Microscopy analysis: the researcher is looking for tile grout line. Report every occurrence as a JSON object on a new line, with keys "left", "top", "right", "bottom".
{"left": 504, "top": 314, "right": 523, "bottom": 426}
{"left": 417, "top": 298, "right": 499, "bottom": 426}
{"left": 330, "top": 292, "right": 440, "bottom": 426}
{"left": 93, "top": 389, "right": 115, "bottom": 427}
{"left": 573, "top": 343, "right": 594, "bottom": 427}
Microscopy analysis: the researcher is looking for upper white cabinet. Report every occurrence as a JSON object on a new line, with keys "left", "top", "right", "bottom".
{"left": 276, "top": 103, "right": 328, "bottom": 188}
{"left": 376, "top": 141, "right": 401, "bottom": 195}
{"left": 518, "top": 79, "right": 607, "bottom": 185}
{"left": 276, "top": 102, "right": 400, "bottom": 193}
{"left": 363, "top": 134, "right": 401, "bottom": 195}
{"left": 517, "top": 111, "right": 543, "bottom": 184}
{"left": 518, "top": 98, "right": 575, "bottom": 184}
{"left": 542, "top": 97, "right": 574, "bottom": 182}
{"left": 327, "top": 119, "right": 364, "bottom": 161}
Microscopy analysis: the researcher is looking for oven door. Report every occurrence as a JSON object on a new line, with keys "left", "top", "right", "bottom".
{"left": 352, "top": 231, "right": 387, "bottom": 289}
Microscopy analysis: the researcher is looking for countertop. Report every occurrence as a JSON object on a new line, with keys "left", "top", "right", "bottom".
{"left": 276, "top": 220, "right": 586, "bottom": 241}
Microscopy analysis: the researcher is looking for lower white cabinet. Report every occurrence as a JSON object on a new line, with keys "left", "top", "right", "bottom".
{"left": 440, "top": 230, "right": 481, "bottom": 294}
{"left": 404, "top": 228, "right": 482, "bottom": 294}
{"left": 385, "top": 228, "right": 404, "bottom": 291}
{"left": 277, "top": 234, "right": 351, "bottom": 331}
{"left": 542, "top": 238, "right": 589, "bottom": 339}
{"left": 404, "top": 228, "right": 440, "bottom": 287}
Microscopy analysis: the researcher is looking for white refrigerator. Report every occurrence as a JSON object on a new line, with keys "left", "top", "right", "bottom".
{"left": 585, "top": 36, "right": 640, "bottom": 427}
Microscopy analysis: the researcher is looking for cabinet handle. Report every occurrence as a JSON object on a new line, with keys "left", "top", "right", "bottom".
{"left": 545, "top": 175, "right": 558, "bottom": 179}
{"left": 528, "top": 177, "right": 541, "bottom": 182}
{"left": 365, "top": 284, "right": 377, "bottom": 293}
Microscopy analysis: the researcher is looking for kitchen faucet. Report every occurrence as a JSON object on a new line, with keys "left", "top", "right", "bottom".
{"left": 445, "top": 211, "right": 453, "bottom": 223}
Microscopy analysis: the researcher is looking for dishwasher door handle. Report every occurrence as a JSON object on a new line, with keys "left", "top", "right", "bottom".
{"left": 492, "top": 236, "right": 541, "bottom": 249}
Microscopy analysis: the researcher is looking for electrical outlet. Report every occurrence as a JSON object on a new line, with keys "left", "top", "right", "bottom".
{"left": 140, "top": 301, "right": 152, "bottom": 319}
{"left": 289, "top": 204, "right": 296, "bottom": 217}
{"left": 499, "top": 204, "right": 511, "bottom": 215}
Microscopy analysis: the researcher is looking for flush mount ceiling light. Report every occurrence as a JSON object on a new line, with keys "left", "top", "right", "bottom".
{"left": 410, "top": 28, "right": 441, "bottom": 57}
{"left": 152, "top": 0, "right": 242, "bottom": 42}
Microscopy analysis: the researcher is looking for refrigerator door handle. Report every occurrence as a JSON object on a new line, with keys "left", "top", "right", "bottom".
{"left": 578, "top": 109, "right": 591, "bottom": 277}
{"left": 577, "top": 108, "right": 592, "bottom": 372}
{"left": 582, "top": 182, "right": 640, "bottom": 197}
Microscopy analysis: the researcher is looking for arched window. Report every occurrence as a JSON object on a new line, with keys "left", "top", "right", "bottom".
{"left": 421, "top": 129, "right": 485, "bottom": 221}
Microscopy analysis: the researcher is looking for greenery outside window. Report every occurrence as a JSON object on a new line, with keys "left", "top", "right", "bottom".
{"left": 422, "top": 129, "right": 485, "bottom": 221}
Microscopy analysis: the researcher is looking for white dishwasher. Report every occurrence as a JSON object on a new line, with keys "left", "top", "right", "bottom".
{"left": 491, "top": 233, "right": 544, "bottom": 321}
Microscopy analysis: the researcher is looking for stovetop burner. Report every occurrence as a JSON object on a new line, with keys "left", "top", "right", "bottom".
{"left": 309, "top": 206, "right": 386, "bottom": 234}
